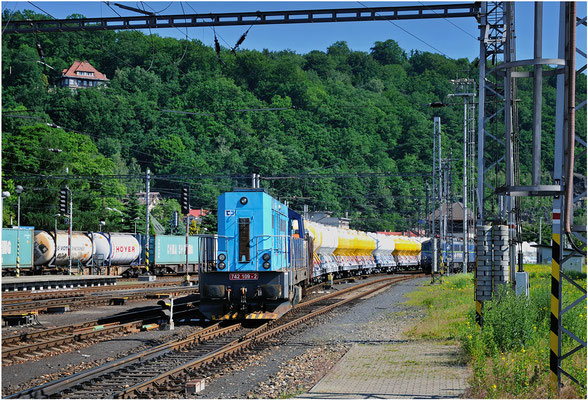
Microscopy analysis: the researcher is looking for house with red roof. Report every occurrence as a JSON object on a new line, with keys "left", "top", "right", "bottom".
{"left": 59, "top": 60, "right": 109, "bottom": 89}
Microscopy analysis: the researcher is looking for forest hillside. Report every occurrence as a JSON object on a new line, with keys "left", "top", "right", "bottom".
{"left": 2, "top": 10, "right": 585, "bottom": 239}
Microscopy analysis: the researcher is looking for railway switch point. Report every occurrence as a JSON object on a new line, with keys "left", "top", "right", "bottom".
{"left": 138, "top": 275, "right": 156, "bottom": 282}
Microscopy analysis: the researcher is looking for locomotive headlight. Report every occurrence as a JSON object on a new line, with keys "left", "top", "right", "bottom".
{"left": 240, "top": 197, "right": 248, "bottom": 205}
{"left": 218, "top": 262, "right": 226, "bottom": 270}
{"left": 262, "top": 253, "right": 271, "bottom": 261}
{"left": 262, "top": 261, "right": 271, "bottom": 269}
{"left": 218, "top": 253, "right": 226, "bottom": 262}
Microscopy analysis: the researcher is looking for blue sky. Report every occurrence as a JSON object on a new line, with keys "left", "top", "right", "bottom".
{"left": 2, "top": 1, "right": 587, "bottom": 63}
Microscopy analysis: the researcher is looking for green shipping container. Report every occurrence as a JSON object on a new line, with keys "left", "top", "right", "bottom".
{"left": 154, "top": 235, "right": 201, "bottom": 265}
{"left": 2, "top": 228, "right": 34, "bottom": 268}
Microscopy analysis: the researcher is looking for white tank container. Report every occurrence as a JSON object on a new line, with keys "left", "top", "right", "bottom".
{"left": 35, "top": 231, "right": 92, "bottom": 266}
{"left": 91, "top": 232, "right": 111, "bottom": 262}
{"left": 34, "top": 230, "right": 56, "bottom": 265}
{"left": 108, "top": 234, "right": 141, "bottom": 264}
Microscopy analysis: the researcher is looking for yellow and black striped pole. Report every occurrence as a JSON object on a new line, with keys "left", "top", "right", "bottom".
{"left": 549, "top": 209, "right": 561, "bottom": 393}
{"left": 475, "top": 299, "right": 483, "bottom": 327}
{"left": 474, "top": 250, "right": 482, "bottom": 327}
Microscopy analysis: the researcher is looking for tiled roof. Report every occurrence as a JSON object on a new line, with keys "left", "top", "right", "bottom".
{"left": 189, "top": 209, "right": 210, "bottom": 218}
{"left": 61, "top": 60, "right": 109, "bottom": 81}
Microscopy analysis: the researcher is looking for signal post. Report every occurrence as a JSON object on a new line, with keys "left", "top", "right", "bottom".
{"left": 182, "top": 185, "right": 190, "bottom": 284}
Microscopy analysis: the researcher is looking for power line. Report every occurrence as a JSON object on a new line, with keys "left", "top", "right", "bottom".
{"left": 417, "top": 1, "right": 478, "bottom": 40}
{"left": 356, "top": 1, "right": 452, "bottom": 59}
{"left": 6, "top": 171, "right": 432, "bottom": 181}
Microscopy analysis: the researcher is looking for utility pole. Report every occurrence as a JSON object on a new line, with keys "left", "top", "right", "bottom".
{"left": 449, "top": 78, "right": 476, "bottom": 273}
{"left": 437, "top": 118, "right": 443, "bottom": 272}
{"left": 15, "top": 185, "right": 23, "bottom": 278}
{"left": 433, "top": 117, "right": 442, "bottom": 275}
{"left": 181, "top": 186, "right": 190, "bottom": 284}
{"left": 145, "top": 168, "right": 150, "bottom": 274}
{"left": 67, "top": 186, "right": 72, "bottom": 275}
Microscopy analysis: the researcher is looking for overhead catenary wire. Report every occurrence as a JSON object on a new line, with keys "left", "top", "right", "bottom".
{"left": 105, "top": 1, "right": 155, "bottom": 72}
{"left": 417, "top": 1, "right": 478, "bottom": 40}
{"left": 184, "top": 1, "right": 231, "bottom": 48}
{"left": 3, "top": 114, "right": 180, "bottom": 167}
{"left": 356, "top": 1, "right": 453, "bottom": 59}
{"left": 1, "top": 1, "right": 19, "bottom": 34}
{"left": 6, "top": 172, "right": 432, "bottom": 182}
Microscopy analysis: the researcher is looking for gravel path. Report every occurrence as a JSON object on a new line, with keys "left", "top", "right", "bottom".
{"left": 195, "top": 277, "right": 428, "bottom": 399}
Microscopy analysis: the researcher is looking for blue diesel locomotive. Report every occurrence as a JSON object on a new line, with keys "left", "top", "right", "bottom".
{"left": 199, "top": 189, "right": 310, "bottom": 320}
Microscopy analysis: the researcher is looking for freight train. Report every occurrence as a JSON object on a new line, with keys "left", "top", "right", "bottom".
{"left": 420, "top": 239, "right": 475, "bottom": 273}
{"left": 198, "top": 189, "right": 424, "bottom": 320}
{"left": 1, "top": 228, "right": 215, "bottom": 277}
{"left": 1, "top": 191, "right": 425, "bottom": 291}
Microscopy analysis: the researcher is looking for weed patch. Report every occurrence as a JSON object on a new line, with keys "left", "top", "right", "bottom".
{"left": 405, "top": 267, "right": 587, "bottom": 398}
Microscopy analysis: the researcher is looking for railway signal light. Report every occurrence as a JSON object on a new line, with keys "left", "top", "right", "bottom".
{"left": 59, "top": 188, "right": 68, "bottom": 215}
{"left": 181, "top": 186, "right": 190, "bottom": 215}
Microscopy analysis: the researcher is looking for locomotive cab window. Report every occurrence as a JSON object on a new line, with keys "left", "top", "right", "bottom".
{"left": 238, "top": 218, "right": 250, "bottom": 263}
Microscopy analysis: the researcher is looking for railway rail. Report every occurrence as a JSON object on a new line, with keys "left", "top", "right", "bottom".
{"left": 2, "top": 286, "right": 199, "bottom": 314}
{"left": 2, "top": 299, "right": 199, "bottom": 366}
{"left": 6, "top": 274, "right": 420, "bottom": 399}
{"left": 2, "top": 280, "right": 192, "bottom": 302}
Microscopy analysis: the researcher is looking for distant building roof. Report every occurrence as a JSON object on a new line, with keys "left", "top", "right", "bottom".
{"left": 189, "top": 209, "right": 210, "bottom": 218}
{"left": 428, "top": 202, "right": 474, "bottom": 222}
{"left": 61, "top": 60, "right": 109, "bottom": 81}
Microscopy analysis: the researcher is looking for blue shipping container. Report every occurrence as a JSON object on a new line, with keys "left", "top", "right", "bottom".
{"left": 2, "top": 228, "right": 34, "bottom": 268}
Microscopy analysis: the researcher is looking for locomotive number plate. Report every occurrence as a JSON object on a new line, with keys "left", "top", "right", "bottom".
{"left": 229, "top": 273, "right": 258, "bottom": 280}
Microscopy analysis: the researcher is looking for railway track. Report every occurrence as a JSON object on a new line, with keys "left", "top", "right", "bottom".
{"left": 7, "top": 274, "right": 420, "bottom": 399}
{"left": 2, "top": 280, "right": 194, "bottom": 302}
{"left": 2, "top": 299, "right": 200, "bottom": 366}
{"left": 2, "top": 286, "right": 199, "bottom": 314}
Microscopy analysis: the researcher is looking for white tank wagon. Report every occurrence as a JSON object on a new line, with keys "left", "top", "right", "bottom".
{"left": 33, "top": 231, "right": 141, "bottom": 274}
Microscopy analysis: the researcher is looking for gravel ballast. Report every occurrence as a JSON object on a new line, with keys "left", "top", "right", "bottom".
{"left": 196, "top": 277, "right": 428, "bottom": 399}
{"left": 2, "top": 277, "right": 429, "bottom": 398}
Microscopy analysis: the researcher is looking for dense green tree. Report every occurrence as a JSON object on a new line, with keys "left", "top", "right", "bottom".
{"left": 2, "top": 8, "right": 585, "bottom": 235}
{"left": 370, "top": 39, "right": 407, "bottom": 66}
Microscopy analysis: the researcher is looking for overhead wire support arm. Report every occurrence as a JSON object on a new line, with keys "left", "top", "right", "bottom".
{"left": 4, "top": 3, "right": 480, "bottom": 33}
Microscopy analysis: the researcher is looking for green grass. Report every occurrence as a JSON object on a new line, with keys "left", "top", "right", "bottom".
{"left": 405, "top": 266, "right": 587, "bottom": 398}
